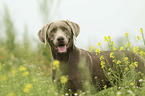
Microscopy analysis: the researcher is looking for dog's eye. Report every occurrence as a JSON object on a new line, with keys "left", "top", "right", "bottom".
{"left": 50, "top": 28, "right": 57, "bottom": 33}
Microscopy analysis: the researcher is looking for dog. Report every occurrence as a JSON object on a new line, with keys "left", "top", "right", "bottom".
{"left": 37, "top": 20, "right": 145, "bottom": 92}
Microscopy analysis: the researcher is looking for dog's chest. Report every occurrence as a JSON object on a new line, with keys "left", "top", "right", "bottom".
{"left": 59, "top": 61, "right": 79, "bottom": 78}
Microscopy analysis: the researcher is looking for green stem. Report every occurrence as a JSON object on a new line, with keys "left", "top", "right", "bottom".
{"left": 141, "top": 32, "right": 145, "bottom": 46}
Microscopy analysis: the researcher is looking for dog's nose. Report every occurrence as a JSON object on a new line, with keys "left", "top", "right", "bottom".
{"left": 57, "top": 36, "right": 64, "bottom": 42}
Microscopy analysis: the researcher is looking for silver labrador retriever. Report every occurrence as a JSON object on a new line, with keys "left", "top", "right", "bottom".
{"left": 38, "top": 20, "right": 145, "bottom": 92}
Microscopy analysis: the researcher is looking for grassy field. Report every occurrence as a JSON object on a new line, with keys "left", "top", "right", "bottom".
{"left": 1, "top": 28, "right": 145, "bottom": 96}
{"left": 1, "top": 6, "right": 145, "bottom": 96}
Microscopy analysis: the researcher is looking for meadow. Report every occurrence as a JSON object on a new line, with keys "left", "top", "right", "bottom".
{"left": 1, "top": 6, "right": 145, "bottom": 96}
{"left": 1, "top": 24, "right": 145, "bottom": 96}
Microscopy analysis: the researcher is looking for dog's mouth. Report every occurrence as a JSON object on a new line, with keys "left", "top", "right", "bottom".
{"left": 57, "top": 44, "right": 67, "bottom": 53}
{"left": 51, "top": 38, "right": 70, "bottom": 53}
{"left": 55, "top": 43, "right": 69, "bottom": 53}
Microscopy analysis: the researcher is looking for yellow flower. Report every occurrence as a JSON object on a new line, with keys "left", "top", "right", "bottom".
{"left": 127, "top": 42, "right": 131, "bottom": 47}
{"left": 103, "top": 85, "right": 107, "bottom": 89}
{"left": 19, "top": 66, "right": 26, "bottom": 71}
{"left": 24, "top": 88, "right": 29, "bottom": 93}
{"left": 97, "top": 42, "right": 102, "bottom": 46}
{"left": 101, "top": 61, "right": 105, "bottom": 65}
{"left": 129, "top": 63, "right": 134, "bottom": 68}
{"left": 140, "top": 28, "right": 143, "bottom": 34}
{"left": 1, "top": 75, "right": 7, "bottom": 81}
{"left": 104, "top": 36, "right": 108, "bottom": 42}
{"left": 53, "top": 60, "right": 60, "bottom": 66}
{"left": 32, "top": 78, "right": 37, "bottom": 82}
{"left": 124, "top": 32, "right": 129, "bottom": 37}
{"left": 52, "top": 66, "right": 56, "bottom": 70}
{"left": 101, "top": 65, "right": 105, "bottom": 68}
{"left": 110, "top": 41, "right": 114, "bottom": 46}
{"left": 134, "top": 62, "right": 138, "bottom": 67}
{"left": 24, "top": 84, "right": 33, "bottom": 93}
{"left": 11, "top": 69, "right": 18, "bottom": 76}
{"left": 100, "top": 55, "right": 104, "bottom": 61}
{"left": 26, "top": 84, "right": 32, "bottom": 89}
{"left": 101, "top": 61, "right": 105, "bottom": 68}
{"left": 123, "top": 45, "right": 126, "bottom": 48}
{"left": 130, "top": 83, "right": 134, "bottom": 86}
{"left": 112, "top": 60, "right": 115, "bottom": 63}
{"left": 119, "top": 47, "right": 123, "bottom": 50}
{"left": 117, "top": 60, "right": 121, "bottom": 65}
{"left": 139, "top": 51, "right": 145, "bottom": 56}
{"left": 108, "top": 36, "right": 112, "bottom": 42}
{"left": 133, "top": 47, "right": 139, "bottom": 54}
{"left": 110, "top": 52, "right": 114, "bottom": 58}
{"left": 0, "top": 63, "right": 2, "bottom": 71}
{"left": 138, "top": 71, "right": 141, "bottom": 74}
{"left": 90, "top": 46, "right": 94, "bottom": 51}
{"left": 124, "top": 57, "right": 129, "bottom": 61}
{"left": 113, "top": 47, "right": 116, "bottom": 51}
{"left": 22, "top": 71, "right": 29, "bottom": 77}
{"left": 137, "top": 36, "right": 141, "bottom": 40}
{"left": 125, "top": 67, "right": 128, "bottom": 71}
{"left": 123, "top": 57, "right": 130, "bottom": 65}
{"left": 95, "top": 48, "right": 100, "bottom": 55}
{"left": 108, "top": 68, "right": 111, "bottom": 71}
{"left": 60, "top": 76, "right": 68, "bottom": 83}
{"left": 104, "top": 36, "right": 111, "bottom": 42}
{"left": 8, "top": 92, "right": 15, "bottom": 96}
{"left": 53, "top": 60, "right": 60, "bottom": 70}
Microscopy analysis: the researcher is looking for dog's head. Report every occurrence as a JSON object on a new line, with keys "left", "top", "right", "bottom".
{"left": 37, "top": 20, "right": 80, "bottom": 53}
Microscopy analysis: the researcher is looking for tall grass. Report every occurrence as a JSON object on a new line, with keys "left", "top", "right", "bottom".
{"left": 3, "top": 6, "right": 16, "bottom": 53}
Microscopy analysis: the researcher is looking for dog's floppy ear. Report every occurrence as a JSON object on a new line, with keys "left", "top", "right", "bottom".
{"left": 65, "top": 20, "right": 80, "bottom": 38}
{"left": 37, "top": 23, "right": 51, "bottom": 45}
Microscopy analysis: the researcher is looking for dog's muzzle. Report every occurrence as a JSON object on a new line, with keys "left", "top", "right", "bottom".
{"left": 55, "top": 36, "right": 69, "bottom": 53}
